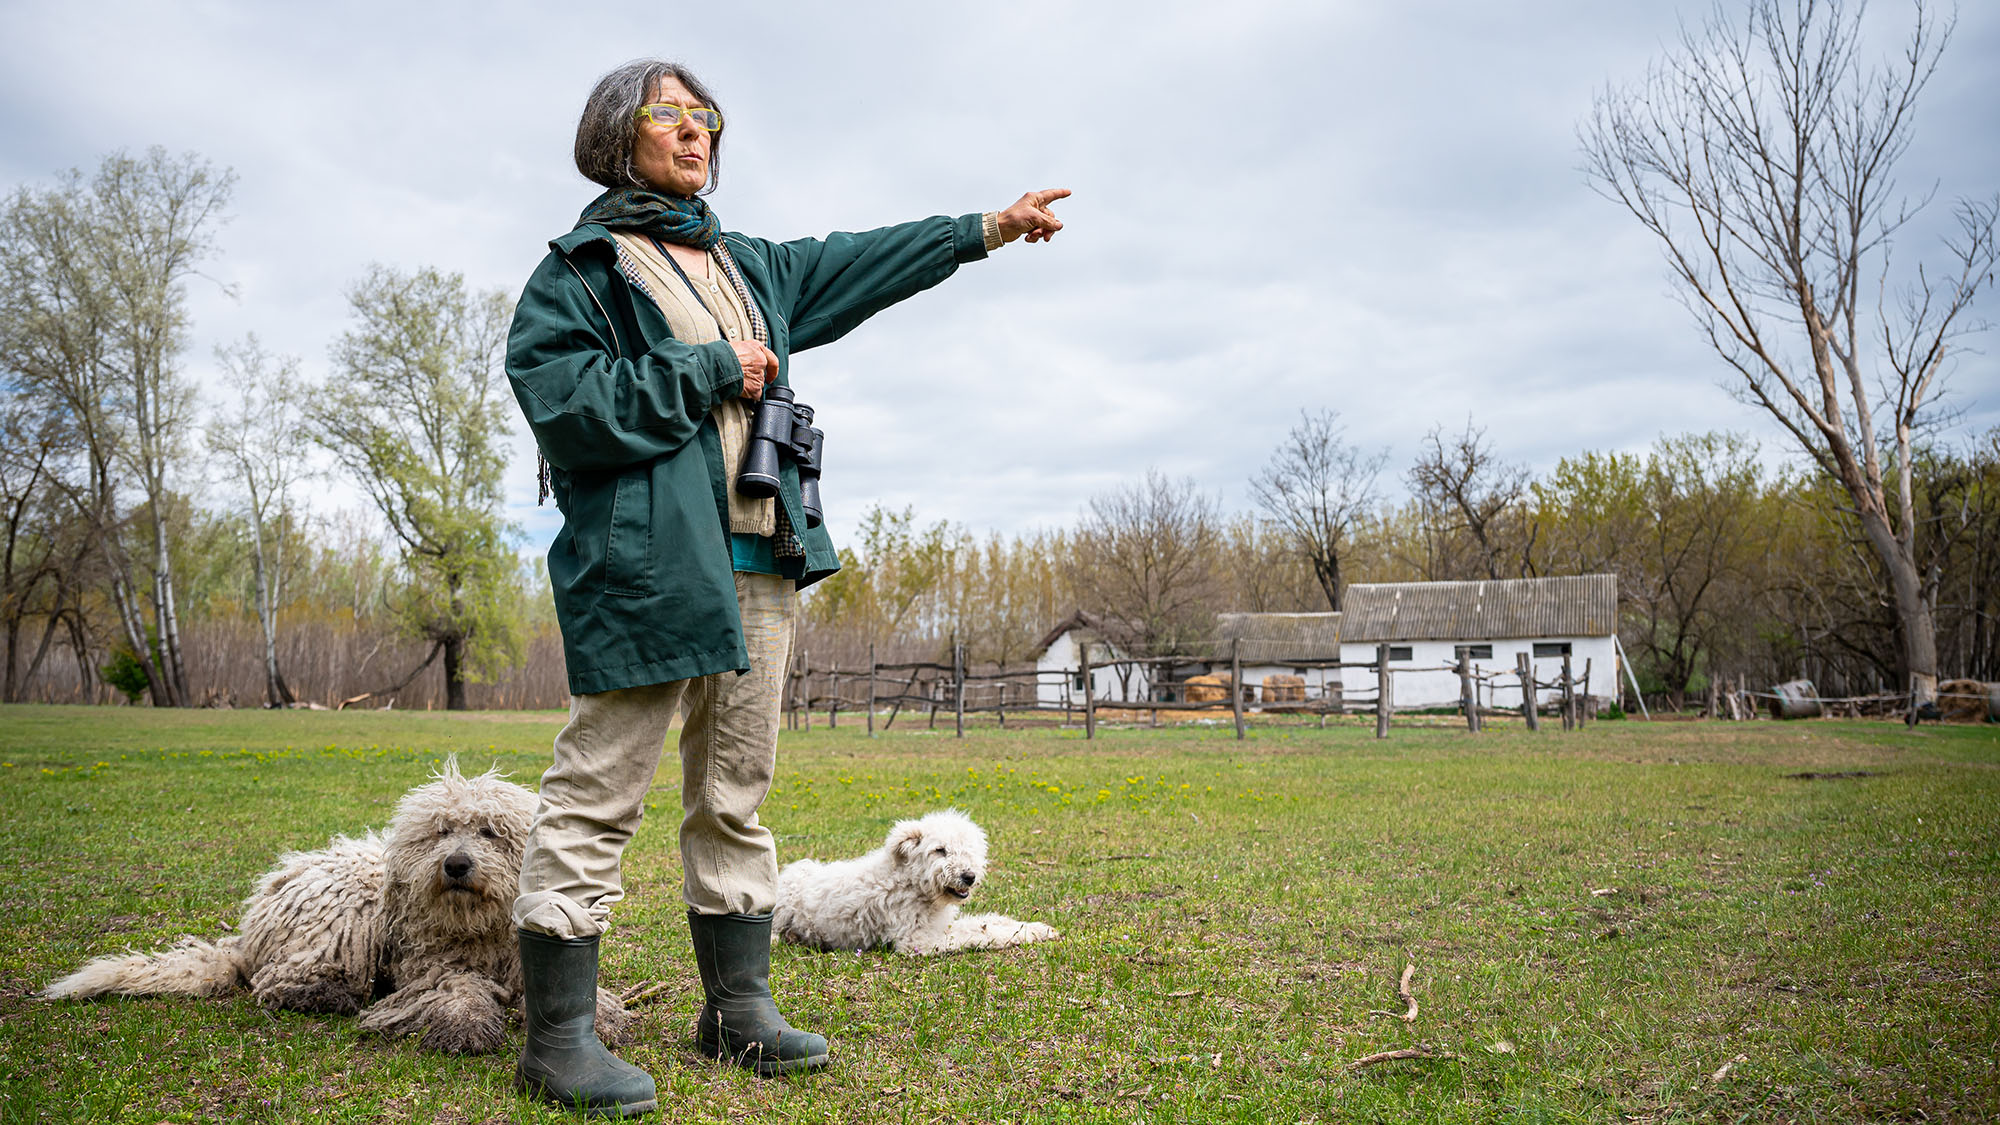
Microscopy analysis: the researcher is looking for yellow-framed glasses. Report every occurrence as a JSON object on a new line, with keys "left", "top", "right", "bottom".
{"left": 636, "top": 103, "right": 723, "bottom": 131}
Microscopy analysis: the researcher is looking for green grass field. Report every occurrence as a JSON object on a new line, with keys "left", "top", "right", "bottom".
{"left": 0, "top": 705, "right": 1994, "bottom": 1123}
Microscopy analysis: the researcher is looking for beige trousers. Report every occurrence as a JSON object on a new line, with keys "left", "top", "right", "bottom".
{"left": 513, "top": 571, "right": 798, "bottom": 938}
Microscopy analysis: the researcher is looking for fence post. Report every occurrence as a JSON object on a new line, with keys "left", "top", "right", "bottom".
{"left": 1231, "top": 637, "right": 1245, "bottom": 741}
{"left": 1375, "top": 643, "right": 1391, "bottom": 740}
{"left": 1149, "top": 661, "right": 1160, "bottom": 728}
{"left": 1517, "top": 651, "right": 1539, "bottom": 732}
{"left": 829, "top": 662, "right": 840, "bottom": 729}
{"left": 792, "top": 644, "right": 808, "bottom": 732}
{"left": 954, "top": 643, "right": 965, "bottom": 739}
{"left": 1561, "top": 653, "right": 1575, "bottom": 731}
{"left": 1458, "top": 649, "right": 1479, "bottom": 733}
{"left": 1081, "top": 641, "right": 1095, "bottom": 740}
{"left": 1581, "top": 658, "right": 1593, "bottom": 726}
{"left": 866, "top": 645, "right": 876, "bottom": 738}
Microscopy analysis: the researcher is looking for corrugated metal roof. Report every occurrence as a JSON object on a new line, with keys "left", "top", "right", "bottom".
{"left": 1213, "top": 612, "right": 1342, "bottom": 662}
{"left": 1340, "top": 575, "right": 1617, "bottom": 642}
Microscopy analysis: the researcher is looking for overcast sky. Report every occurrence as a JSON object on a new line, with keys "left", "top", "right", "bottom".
{"left": 4, "top": 0, "right": 1996, "bottom": 556}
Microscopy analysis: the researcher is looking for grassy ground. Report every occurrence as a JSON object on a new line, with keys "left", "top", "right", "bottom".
{"left": 0, "top": 705, "right": 1994, "bottom": 1123}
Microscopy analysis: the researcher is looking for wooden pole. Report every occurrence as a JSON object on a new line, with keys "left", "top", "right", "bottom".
{"left": 1375, "top": 643, "right": 1391, "bottom": 740}
{"left": 1517, "top": 651, "right": 1539, "bottom": 732}
{"left": 1081, "top": 640, "right": 1095, "bottom": 740}
{"left": 1581, "top": 658, "right": 1593, "bottom": 726}
{"left": 1458, "top": 649, "right": 1479, "bottom": 733}
{"left": 883, "top": 667, "right": 920, "bottom": 731}
{"left": 1561, "top": 653, "right": 1575, "bottom": 731}
{"left": 1231, "top": 637, "right": 1245, "bottom": 741}
{"left": 866, "top": 644, "right": 876, "bottom": 738}
{"left": 953, "top": 643, "right": 965, "bottom": 738}
{"left": 829, "top": 662, "right": 839, "bottom": 729}
{"left": 1149, "top": 661, "right": 1160, "bottom": 728}
{"left": 800, "top": 649, "right": 811, "bottom": 732}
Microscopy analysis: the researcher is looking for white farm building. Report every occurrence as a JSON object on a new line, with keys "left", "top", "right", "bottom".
{"left": 1338, "top": 575, "right": 1621, "bottom": 711}
{"left": 1032, "top": 610, "right": 1153, "bottom": 707}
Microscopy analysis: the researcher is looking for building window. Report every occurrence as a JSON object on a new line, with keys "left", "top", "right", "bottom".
{"left": 1387, "top": 646, "right": 1413, "bottom": 661}
{"left": 1533, "top": 642, "right": 1572, "bottom": 657}
{"left": 1455, "top": 644, "right": 1494, "bottom": 660}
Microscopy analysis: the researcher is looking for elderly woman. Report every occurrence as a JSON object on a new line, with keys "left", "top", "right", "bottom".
{"left": 504, "top": 58, "right": 1067, "bottom": 1114}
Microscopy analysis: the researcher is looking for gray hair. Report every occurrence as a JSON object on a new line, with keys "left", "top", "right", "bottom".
{"left": 573, "top": 59, "right": 724, "bottom": 193}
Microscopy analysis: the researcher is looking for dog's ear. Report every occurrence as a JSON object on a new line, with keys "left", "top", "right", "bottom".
{"left": 887, "top": 820, "right": 927, "bottom": 862}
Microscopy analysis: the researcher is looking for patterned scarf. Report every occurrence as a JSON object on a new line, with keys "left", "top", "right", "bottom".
{"left": 576, "top": 188, "right": 769, "bottom": 345}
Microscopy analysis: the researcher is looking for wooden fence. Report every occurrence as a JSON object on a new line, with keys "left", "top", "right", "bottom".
{"left": 784, "top": 640, "right": 1609, "bottom": 740}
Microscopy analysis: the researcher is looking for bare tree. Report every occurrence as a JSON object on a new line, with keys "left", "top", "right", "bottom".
{"left": 1583, "top": 0, "right": 1998, "bottom": 704}
{"left": 1247, "top": 408, "right": 1386, "bottom": 611}
{"left": 1066, "top": 470, "right": 1224, "bottom": 654}
{"left": 0, "top": 149, "right": 233, "bottom": 706}
{"left": 0, "top": 383, "right": 96, "bottom": 700}
{"left": 1406, "top": 418, "right": 1532, "bottom": 581}
{"left": 206, "top": 335, "right": 314, "bottom": 707}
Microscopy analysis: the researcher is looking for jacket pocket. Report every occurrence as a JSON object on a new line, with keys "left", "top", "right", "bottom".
{"left": 604, "top": 474, "right": 652, "bottom": 597}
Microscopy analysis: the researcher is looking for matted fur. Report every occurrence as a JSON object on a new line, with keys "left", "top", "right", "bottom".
{"left": 774, "top": 809, "right": 1059, "bottom": 955}
{"left": 42, "top": 758, "right": 631, "bottom": 1054}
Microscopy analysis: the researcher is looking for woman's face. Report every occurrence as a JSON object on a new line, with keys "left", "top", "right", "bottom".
{"left": 631, "top": 76, "right": 713, "bottom": 196}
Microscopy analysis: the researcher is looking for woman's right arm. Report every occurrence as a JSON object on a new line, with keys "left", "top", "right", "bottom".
{"left": 506, "top": 253, "right": 746, "bottom": 471}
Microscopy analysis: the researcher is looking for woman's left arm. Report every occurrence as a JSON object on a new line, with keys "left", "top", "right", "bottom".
{"left": 746, "top": 189, "right": 1069, "bottom": 353}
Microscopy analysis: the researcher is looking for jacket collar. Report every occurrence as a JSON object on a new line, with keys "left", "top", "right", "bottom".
{"left": 550, "top": 223, "right": 615, "bottom": 256}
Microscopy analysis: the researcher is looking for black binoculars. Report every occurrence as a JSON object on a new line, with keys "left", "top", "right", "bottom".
{"left": 736, "top": 385, "right": 824, "bottom": 528}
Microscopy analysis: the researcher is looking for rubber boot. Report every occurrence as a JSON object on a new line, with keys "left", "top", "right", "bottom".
{"left": 688, "top": 911, "right": 829, "bottom": 1075}
{"left": 515, "top": 930, "right": 658, "bottom": 1117}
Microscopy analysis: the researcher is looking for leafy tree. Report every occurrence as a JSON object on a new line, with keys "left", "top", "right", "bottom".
{"left": 1583, "top": 0, "right": 1999, "bottom": 705}
{"left": 807, "top": 505, "right": 961, "bottom": 643}
{"left": 308, "top": 266, "right": 523, "bottom": 710}
{"left": 1534, "top": 433, "right": 1777, "bottom": 708}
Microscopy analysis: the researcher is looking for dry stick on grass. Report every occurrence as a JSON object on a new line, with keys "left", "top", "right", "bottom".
{"left": 1368, "top": 961, "right": 1419, "bottom": 1022}
{"left": 619, "top": 980, "right": 675, "bottom": 1008}
{"left": 1348, "top": 1046, "right": 1457, "bottom": 1069}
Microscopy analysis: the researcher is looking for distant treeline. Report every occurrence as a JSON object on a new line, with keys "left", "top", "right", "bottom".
{"left": 5, "top": 153, "right": 1995, "bottom": 712}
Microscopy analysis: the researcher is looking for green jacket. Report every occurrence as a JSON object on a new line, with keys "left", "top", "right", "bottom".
{"left": 507, "top": 212, "right": 990, "bottom": 694}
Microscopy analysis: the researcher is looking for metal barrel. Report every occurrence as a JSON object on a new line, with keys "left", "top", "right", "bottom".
{"left": 1767, "top": 679, "right": 1822, "bottom": 720}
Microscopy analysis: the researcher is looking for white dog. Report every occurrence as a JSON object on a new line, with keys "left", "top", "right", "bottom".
{"left": 42, "top": 759, "right": 630, "bottom": 1054}
{"left": 774, "top": 809, "right": 1059, "bottom": 955}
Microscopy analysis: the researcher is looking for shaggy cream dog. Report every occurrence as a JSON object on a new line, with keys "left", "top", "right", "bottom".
{"left": 774, "top": 809, "right": 1059, "bottom": 955}
{"left": 42, "top": 759, "right": 630, "bottom": 1054}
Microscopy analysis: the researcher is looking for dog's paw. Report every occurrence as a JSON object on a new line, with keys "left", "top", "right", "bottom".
{"left": 418, "top": 1013, "right": 507, "bottom": 1055}
{"left": 1018, "top": 922, "right": 1060, "bottom": 943}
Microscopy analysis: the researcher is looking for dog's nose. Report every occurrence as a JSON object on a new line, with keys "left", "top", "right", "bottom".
{"left": 957, "top": 872, "right": 976, "bottom": 889}
{"left": 443, "top": 852, "right": 473, "bottom": 880}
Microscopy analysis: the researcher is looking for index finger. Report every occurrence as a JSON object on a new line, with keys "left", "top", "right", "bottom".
{"left": 1033, "top": 188, "right": 1072, "bottom": 206}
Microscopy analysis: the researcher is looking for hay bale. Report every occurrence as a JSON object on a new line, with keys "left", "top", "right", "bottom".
{"left": 1938, "top": 679, "right": 1999, "bottom": 723}
{"left": 1262, "top": 674, "right": 1306, "bottom": 703}
{"left": 1184, "top": 674, "right": 1229, "bottom": 704}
